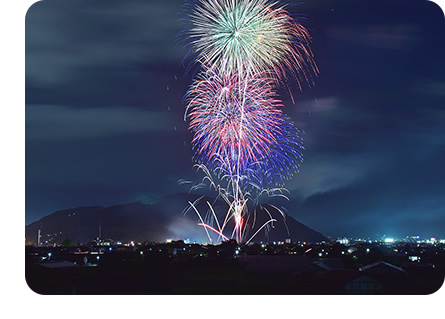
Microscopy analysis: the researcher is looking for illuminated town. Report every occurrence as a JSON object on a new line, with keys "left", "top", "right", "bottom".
{"left": 26, "top": 234, "right": 445, "bottom": 294}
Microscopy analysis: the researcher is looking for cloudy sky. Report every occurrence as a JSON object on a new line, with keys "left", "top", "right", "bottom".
{"left": 26, "top": 0, "right": 445, "bottom": 239}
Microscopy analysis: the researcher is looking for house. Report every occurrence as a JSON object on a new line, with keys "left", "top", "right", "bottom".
{"left": 297, "top": 259, "right": 344, "bottom": 277}
{"left": 315, "top": 269, "right": 384, "bottom": 294}
{"left": 344, "top": 275, "right": 383, "bottom": 294}
{"left": 359, "top": 260, "right": 407, "bottom": 276}
{"left": 359, "top": 260, "right": 409, "bottom": 293}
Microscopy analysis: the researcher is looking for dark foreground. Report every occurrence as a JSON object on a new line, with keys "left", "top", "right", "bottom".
{"left": 26, "top": 242, "right": 444, "bottom": 294}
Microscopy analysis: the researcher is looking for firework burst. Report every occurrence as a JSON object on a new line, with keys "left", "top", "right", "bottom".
{"left": 187, "top": 0, "right": 317, "bottom": 85}
{"left": 185, "top": 65, "right": 304, "bottom": 190}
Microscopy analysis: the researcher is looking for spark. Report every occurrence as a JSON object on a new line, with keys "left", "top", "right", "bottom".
{"left": 181, "top": 0, "right": 316, "bottom": 243}
{"left": 198, "top": 223, "right": 230, "bottom": 241}
{"left": 187, "top": 0, "right": 318, "bottom": 85}
{"left": 186, "top": 65, "right": 304, "bottom": 190}
{"left": 183, "top": 164, "right": 290, "bottom": 244}
{"left": 245, "top": 218, "right": 277, "bottom": 245}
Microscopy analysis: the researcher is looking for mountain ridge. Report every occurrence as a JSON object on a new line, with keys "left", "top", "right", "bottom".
{"left": 25, "top": 196, "right": 327, "bottom": 244}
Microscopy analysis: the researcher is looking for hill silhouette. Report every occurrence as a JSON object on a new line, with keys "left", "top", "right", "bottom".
{"left": 25, "top": 194, "right": 327, "bottom": 244}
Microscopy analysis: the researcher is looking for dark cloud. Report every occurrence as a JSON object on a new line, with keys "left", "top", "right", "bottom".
{"left": 26, "top": 0, "right": 185, "bottom": 85}
{"left": 292, "top": 151, "right": 445, "bottom": 238}
{"left": 26, "top": 104, "right": 181, "bottom": 141}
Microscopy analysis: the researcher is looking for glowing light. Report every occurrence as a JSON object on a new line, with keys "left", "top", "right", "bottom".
{"left": 182, "top": 0, "right": 316, "bottom": 243}
{"left": 186, "top": 66, "right": 304, "bottom": 190}
{"left": 187, "top": 0, "right": 318, "bottom": 85}
{"left": 197, "top": 222, "right": 230, "bottom": 242}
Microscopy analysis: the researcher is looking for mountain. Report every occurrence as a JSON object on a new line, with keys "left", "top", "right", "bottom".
{"left": 246, "top": 205, "right": 327, "bottom": 243}
{"left": 25, "top": 196, "right": 327, "bottom": 245}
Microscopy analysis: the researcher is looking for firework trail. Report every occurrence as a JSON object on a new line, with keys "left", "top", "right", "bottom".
{"left": 181, "top": 0, "right": 316, "bottom": 243}
{"left": 183, "top": 164, "right": 291, "bottom": 244}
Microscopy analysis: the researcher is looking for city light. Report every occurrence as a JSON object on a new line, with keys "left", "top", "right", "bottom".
{"left": 26, "top": 232, "right": 445, "bottom": 295}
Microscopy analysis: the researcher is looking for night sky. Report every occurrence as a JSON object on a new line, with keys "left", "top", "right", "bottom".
{"left": 26, "top": 0, "right": 445, "bottom": 239}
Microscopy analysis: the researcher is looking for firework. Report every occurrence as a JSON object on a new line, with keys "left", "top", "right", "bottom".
{"left": 181, "top": 0, "right": 316, "bottom": 243}
{"left": 184, "top": 164, "right": 289, "bottom": 243}
{"left": 187, "top": 0, "right": 317, "bottom": 85}
{"left": 185, "top": 65, "right": 303, "bottom": 190}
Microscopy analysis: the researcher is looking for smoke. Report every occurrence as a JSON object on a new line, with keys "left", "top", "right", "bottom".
{"left": 166, "top": 216, "right": 210, "bottom": 243}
